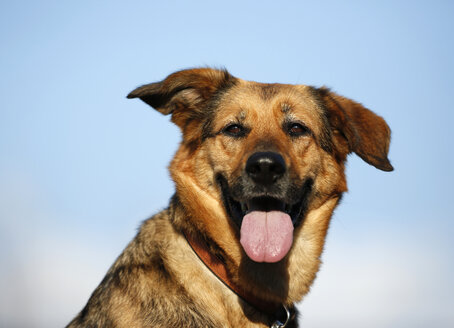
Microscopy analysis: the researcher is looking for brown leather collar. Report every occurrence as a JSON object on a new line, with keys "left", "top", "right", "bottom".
{"left": 183, "top": 230, "right": 282, "bottom": 314}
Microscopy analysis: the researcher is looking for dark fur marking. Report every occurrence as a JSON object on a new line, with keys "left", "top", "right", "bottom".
{"left": 281, "top": 103, "right": 292, "bottom": 113}
{"left": 199, "top": 73, "right": 238, "bottom": 141}
{"left": 260, "top": 83, "right": 280, "bottom": 100}
{"left": 306, "top": 86, "right": 334, "bottom": 153}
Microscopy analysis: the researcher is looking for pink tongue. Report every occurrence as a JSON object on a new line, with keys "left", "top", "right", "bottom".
{"left": 240, "top": 211, "right": 294, "bottom": 263}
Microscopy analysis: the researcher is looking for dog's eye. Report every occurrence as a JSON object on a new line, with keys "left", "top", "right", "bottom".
{"left": 223, "top": 124, "right": 246, "bottom": 137}
{"left": 288, "top": 123, "right": 309, "bottom": 137}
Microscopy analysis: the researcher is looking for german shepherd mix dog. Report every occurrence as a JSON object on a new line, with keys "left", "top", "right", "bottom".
{"left": 67, "top": 68, "right": 393, "bottom": 328}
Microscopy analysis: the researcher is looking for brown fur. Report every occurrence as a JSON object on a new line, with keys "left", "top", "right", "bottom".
{"left": 67, "top": 68, "right": 392, "bottom": 327}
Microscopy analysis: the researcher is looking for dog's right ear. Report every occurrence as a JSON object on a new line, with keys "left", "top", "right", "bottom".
{"left": 127, "top": 68, "right": 236, "bottom": 129}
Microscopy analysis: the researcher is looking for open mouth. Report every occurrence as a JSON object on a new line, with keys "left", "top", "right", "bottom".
{"left": 216, "top": 175, "right": 313, "bottom": 263}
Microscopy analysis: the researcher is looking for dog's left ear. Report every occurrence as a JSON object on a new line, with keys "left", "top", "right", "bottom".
{"left": 127, "top": 68, "right": 236, "bottom": 129}
{"left": 317, "top": 87, "right": 393, "bottom": 171}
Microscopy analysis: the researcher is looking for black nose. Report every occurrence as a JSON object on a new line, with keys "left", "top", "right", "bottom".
{"left": 246, "top": 152, "right": 286, "bottom": 185}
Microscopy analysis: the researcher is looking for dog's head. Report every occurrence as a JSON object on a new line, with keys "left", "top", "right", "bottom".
{"left": 128, "top": 68, "right": 392, "bottom": 302}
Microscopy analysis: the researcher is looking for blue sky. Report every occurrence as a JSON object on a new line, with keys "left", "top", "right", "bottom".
{"left": 1, "top": 1, "right": 453, "bottom": 327}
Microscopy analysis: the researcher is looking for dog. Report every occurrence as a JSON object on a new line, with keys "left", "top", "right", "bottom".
{"left": 67, "top": 68, "right": 393, "bottom": 327}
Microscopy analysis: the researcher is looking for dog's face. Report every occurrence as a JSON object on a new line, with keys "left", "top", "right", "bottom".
{"left": 128, "top": 68, "right": 392, "bottom": 302}
{"left": 204, "top": 82, "right": 346, "bottom": 263}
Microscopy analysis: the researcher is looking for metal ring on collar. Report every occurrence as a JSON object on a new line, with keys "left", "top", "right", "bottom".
{"left": 270, "top": 305, "right": 290, "bottom": 328}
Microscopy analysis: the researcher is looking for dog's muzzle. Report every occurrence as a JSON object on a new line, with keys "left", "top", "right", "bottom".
{"left": 240, "top": 152, "right": 293, "bottom": 262}
{"left": 217, "top": 151, "right": 312, "bottom": 263}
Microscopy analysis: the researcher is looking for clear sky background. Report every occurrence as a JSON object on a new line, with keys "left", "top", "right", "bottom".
{"left": 1, "top": 1, "right": 453, "bottom": 327}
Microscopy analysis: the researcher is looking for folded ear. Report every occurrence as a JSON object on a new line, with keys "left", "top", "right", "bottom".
{"left": 127, "top": 68, "right": 236, "bottom": 128}
{"left": 317, "top": 87, "right": 393, "bottom": 171}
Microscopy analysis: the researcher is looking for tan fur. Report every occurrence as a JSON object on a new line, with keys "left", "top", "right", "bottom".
{"left": 67, "top": 68, "right": 392, "bottom": 327}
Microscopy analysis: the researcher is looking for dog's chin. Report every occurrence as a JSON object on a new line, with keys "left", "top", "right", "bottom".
{"left": 216, "top": 175, "right": 312, "bottom": 263}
